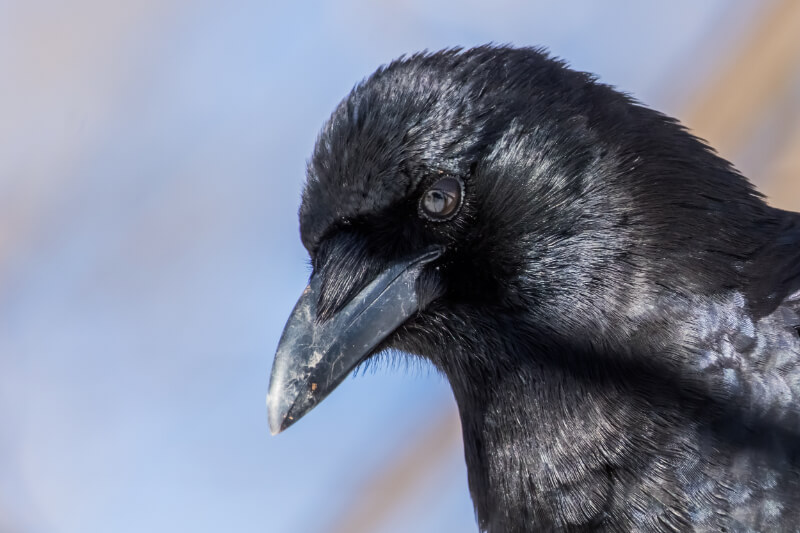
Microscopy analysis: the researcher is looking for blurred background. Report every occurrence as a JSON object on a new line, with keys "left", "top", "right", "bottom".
{"left": 1, "top": 1, "right": 799, "bottom": 532}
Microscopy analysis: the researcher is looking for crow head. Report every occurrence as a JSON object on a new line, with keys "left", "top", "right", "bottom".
{"left": 267, "top": 46, "right": 774, "bottom": 435}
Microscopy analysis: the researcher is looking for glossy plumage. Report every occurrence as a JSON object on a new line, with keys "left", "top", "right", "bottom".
{"left": 274, "top": 46, "right": 800, "bottom": 531}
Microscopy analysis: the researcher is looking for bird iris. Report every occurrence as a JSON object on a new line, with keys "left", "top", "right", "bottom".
{"left": 419, "top": 176, "right": 463, "bottom": 221}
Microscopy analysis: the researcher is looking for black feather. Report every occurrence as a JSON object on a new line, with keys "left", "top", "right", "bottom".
{"left": 297, "top": 45, "right": 800, "bottom": 532}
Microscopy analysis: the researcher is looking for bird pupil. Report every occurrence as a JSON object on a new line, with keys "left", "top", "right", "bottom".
{"left": 424, "top": 190, "right": 450, "bottom": 214}
{"left": 430, "top": 191, "right": 446, "bottom": 211}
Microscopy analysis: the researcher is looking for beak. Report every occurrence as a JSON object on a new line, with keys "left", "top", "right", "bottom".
{"left": 267, "top": 246, "right": 443, "bottom": 435}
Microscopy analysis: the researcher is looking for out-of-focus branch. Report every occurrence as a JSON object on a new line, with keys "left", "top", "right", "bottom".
{"left": 763, "top": 121, "right": 800, "bottom": 211}
{"left": 0, "top": 0, "right": 185, "bottom": 287}
{"left": 682, "top": 0, "right": 800, "bottom": 160}
{"left": 326, "top": 407, "right": 462, "bottom": 533}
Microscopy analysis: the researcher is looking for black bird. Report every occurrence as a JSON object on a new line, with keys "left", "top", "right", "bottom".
{"left": 267, "top": 46, "right": 800, "bottom": 532}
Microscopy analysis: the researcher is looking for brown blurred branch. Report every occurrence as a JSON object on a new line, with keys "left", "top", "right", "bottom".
{"left": 682, "top": 0, "right": 800, "bottom": 160}
{"left": 327, "top": 407, "right": 462, "bottom": 533}
{"left": 763, "top": 121, "right": 800, "bottom": 211}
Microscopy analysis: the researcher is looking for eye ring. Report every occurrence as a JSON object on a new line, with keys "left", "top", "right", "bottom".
{"left": 418, "top": 176, "right": 464, "bottom": 222}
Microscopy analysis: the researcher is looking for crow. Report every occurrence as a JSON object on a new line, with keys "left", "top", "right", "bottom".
{"left": 267, "top": 46, "right": 800, "bottom": 532}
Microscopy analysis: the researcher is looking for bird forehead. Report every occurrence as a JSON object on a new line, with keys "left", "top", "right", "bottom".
{"left": 325, "top": 167, "right": 416, "bottom": 218}
{"left": 299, "top": 155, "right": 420, "bottom": 253}
{"left": 300, "top": 81, "right": 470, "bottom": 251}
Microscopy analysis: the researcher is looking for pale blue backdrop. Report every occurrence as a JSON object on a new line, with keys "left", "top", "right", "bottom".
{"left": 0, "top": 1, "right": 763, "bottom": 532}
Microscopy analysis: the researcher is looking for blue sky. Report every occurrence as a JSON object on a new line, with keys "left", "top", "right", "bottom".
{"left": 0, "top": 1, "right": 764, "bottom": 531}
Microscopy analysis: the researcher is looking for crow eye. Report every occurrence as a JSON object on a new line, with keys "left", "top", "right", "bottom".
{"left": 419, "top": 176, "right": 463, "bottom": 221}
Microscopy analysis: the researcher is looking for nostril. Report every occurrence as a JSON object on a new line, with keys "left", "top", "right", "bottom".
{"left": 794, "top": 325, "right": 800, "bottom": 339}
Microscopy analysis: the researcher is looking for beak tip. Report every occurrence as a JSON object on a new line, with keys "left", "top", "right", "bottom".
{"left": 268, "top": 413, "right": 287, "bottom": 436}
{"left": 268, "top": 384, "right": 304, "bottom": 435}
{"left": 267, "top": 393, "right": 289, "bottom": 436}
